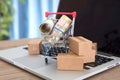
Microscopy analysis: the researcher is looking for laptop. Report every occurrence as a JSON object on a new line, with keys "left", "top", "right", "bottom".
{"left": 0, "top": 39, "right": 120, "bottom": 80}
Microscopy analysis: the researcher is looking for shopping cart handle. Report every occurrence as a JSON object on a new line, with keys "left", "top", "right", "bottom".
{"left": 45, "top": 11, "right": 77, "bottom": 18}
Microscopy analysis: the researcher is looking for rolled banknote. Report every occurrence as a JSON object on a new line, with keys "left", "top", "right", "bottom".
{"left": 47, "top": 15, "right": 72, "bottom": 45}
{"left": 39, "top": 18, "right": 57, "bottom": 35}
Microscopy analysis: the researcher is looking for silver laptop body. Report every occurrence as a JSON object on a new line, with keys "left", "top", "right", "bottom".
{"left": 0, "top": 45, "right": 120, "bottom": 80}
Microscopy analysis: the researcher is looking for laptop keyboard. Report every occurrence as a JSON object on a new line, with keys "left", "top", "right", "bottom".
{"left": 84, "top": 55, "right": 113, "bottom": 67}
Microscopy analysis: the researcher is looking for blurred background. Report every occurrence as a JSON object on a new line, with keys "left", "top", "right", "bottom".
{"left": 0, "top": 0, "right": 60, "bottom": 40}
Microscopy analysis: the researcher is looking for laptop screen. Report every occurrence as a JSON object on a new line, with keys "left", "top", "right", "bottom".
{"left": 57, "top": 0, "right": 120, "bottom": 56}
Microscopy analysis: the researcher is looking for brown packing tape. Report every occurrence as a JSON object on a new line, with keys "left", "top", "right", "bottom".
{"left": 57, "top": 53, "right": 84, "bottom": 70}
{"left": 28, "top": 38, "right": 42, "bottom": 55}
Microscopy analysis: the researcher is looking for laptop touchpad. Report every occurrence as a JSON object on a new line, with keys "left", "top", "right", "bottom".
{"left": 13, "top": 55, "right": 56, "bottom": 69}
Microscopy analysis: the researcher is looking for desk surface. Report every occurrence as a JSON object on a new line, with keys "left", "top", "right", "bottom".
{"left": 0, "top": 39, "right": 120, "bottom": 80}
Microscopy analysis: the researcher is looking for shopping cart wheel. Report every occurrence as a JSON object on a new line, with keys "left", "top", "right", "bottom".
{"left": 45, "top": 57, "right": 48, "bottom": 64}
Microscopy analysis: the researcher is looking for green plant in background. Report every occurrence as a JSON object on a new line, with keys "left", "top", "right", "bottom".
{"left": 0, "top": 0, "right": 14, "bottom": 40}
{"left": 0, "top": 0, "right": 24, "bottom": 40}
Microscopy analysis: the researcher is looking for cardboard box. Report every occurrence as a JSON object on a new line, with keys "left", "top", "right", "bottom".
{"left": 69, "top": 36, "right": 97, "bottom": 63}
{"left": 84, "top": 43, "right": 97, "bottom": 63}
{"left": 57, "top": 53, "right": 84, "bottom": 70}
{"left": 69, "top": 36, "right": 93, "bottom": 56}
{"left": 28, "top": 38, "right": 42, "bottom": 55}
{"left": 83, "top": 49, "right": 96, "bottom": 63}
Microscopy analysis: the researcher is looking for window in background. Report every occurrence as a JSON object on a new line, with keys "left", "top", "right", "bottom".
{"left": 10, "top": 0, "right": 60, "bottom": 40}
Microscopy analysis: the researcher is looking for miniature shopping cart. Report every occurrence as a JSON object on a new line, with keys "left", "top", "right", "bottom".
{"left": 39, "top": 11, "right": 77, "bottom": 64}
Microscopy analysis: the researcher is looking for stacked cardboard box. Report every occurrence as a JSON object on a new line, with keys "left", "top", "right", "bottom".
{"left": 57, "top": 52, "right": 84, "bottom": 70}
{"left": 28, "top": 38, "right": 42, "bottom": 55}
{"left": 57, "top": 36, "right": 97, "bottom": 70}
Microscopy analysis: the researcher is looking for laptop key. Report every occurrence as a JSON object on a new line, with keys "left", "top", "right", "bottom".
{"left": 85, "top": 55, "right": 114, "bottom": 67}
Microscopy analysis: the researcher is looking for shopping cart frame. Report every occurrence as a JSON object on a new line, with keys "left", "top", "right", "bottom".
{"left": 42, "top": 11, "right": 77, "bottom": 64}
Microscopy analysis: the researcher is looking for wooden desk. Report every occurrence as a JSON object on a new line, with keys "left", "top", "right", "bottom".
{"left": 0, "top": 39, "right": 120, "bottom": 80}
